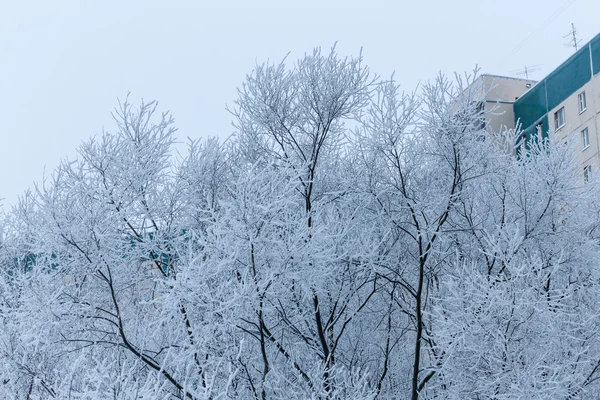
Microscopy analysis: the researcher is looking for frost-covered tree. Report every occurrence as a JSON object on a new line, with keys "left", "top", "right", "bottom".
{"left": 0, "top": 101, "right": 240, "bottom": 399}
{"left": 424, "top": 136, "right": 600, "bottom": 400}
{"left": 2, "top": 46, "right": 600, "bottom": 400}
{"left": 226, "top": 47, "right": 382, "bottom": 399}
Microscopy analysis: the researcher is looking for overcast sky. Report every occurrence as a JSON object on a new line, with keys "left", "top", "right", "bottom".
{"left": 1, "top": 0, "right": 598, "bottom": 208}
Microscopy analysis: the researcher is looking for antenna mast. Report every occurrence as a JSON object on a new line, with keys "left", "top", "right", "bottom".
{"left": 512, "top": 65, "right": 541, "bottom": 80}
{"left": 564, "top": 23, "right": 582, "bottom": 51}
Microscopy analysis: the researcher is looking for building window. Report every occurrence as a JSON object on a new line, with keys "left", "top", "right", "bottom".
{"left": 582, "top": 127, "right": 590, "bottom": 149}
{"left": 554, "top": 107, "right": 565, "bottom": 131}
{"left": 584, "top": 165, "right": 592, "bottom": 183}
{"left": 578, "top": 91, "right": 587, "bottom": 113}
{"left": 536, "top": 122, "right": 543, "bottom": 136}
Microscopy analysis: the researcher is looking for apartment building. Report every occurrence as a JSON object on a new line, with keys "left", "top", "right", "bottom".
{"left": 468, "top": 74, "right": 537, "bottom": 134}
{"left": 473, "top": 32, "right": 600, "bottom": 180}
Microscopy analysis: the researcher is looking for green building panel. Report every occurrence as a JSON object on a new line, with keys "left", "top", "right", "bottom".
{"left": 514, "top": 32, "right": 600, "bottom": 135}
{"left": 521, "top": 115, "right": 548, "bottom": 144}
{"left": 592, "top": 34, "right": 600, "bottom": 76}
{"left": 514, "top": 80, "right": 547, "bottom": 130}
{"left": 545, "top": 48, "right": 590, "bottom": 111}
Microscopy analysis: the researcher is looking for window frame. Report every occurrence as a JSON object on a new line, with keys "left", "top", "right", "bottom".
{"left": 584, "top": 164, "right": 592, "bottom": 183}
{"left": 535, "top": 122, "right": 543, "bottom": 137}
{"left": 554, "top": 107, "right": 565, "bottom": 131}
{"left": 582, "top": 127, "right": 590, "bottom": 150}
{"left": 578, "top": 91, "right": 587, "bottom": 114}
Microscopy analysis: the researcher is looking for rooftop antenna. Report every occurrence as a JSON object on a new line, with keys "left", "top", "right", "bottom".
{"left": 512, "top": 65, "right": 542, "bottom": 80}
{"left": 563, "top": 22, "right": 582, "bottom": 51}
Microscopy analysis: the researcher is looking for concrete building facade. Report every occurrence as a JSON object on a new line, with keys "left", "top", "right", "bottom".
{"left": 469, "top": 74, "right": 537, "bottom": 134}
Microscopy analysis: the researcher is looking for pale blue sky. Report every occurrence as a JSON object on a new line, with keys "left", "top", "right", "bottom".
{"left": 1, "top": 0, "right": 598, "bottom": 208}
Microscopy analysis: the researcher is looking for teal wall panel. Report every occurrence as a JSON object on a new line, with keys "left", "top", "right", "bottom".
{"left": 514, "top": 81, "right": 546, "bottom": 129}
{"left": 545, "top": 49, "right": 591, "bottom": 110}
{"left": 523, "top": 115, "right": 548, "bottom": 142}
{"left": 514, "top": 32, "right": 600, "bottom": 134}
{"left": 540, "top": 114, "right": 549, "bottom": 139}
{"left": 592, "top": 35, "right": 600, "bottom": 75}
{"left": 517, "top": 115, "right": 549, "bottom": 159}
